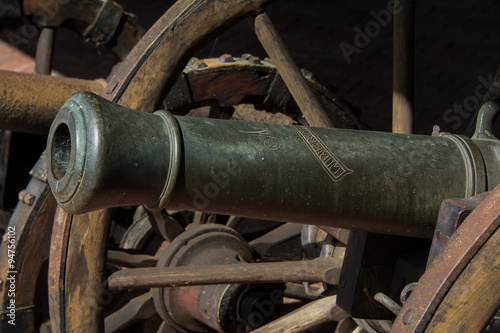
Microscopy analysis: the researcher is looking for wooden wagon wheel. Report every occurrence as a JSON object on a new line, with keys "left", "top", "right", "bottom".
{"left": 47, "top": 0, "right": 365, "bottom": 331}
{"left": 390, "top": 184, "right": 500, "bottom": 333}
{"left": 0, "top": 3, "right": 144, "bottom": 331}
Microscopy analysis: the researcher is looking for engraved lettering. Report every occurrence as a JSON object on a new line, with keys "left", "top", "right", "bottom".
{"left": 292, "top": 126, "right": 352, "bottom": 182}
{"left": 239, "top": 124, "right": 282, "bottom": 150}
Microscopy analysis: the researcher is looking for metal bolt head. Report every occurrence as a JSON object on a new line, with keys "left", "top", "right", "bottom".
{"left": 188, "top": 57, "right": 199, "bottom": 66}
{"left": 219, "top": 54, "right": 234, "bottom": 63}
{"left": 403, "top": 308, "right": 415, "bottom": 325}
{"left": 193, "top": 59, "right": 208, "bottom": 69}
{"left": 188, "top": 57, "right": 207, "bottom": 69}
{"left": 300, "top": 68, "right": 315, "bottom": 80}
{"left": 250, "top": 56, "right": 261, "bottom": 64}
{"left": 241, "top": 53, "right": 252, "bottom": 60}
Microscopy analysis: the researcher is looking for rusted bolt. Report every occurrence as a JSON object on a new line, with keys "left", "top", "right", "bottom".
{"left": 250, "top": 56, "right": 261, "bottom": 64}
{"left": 435, "top": 230, "right": 441, "bottom": 240}
{"left": 403, "top": 308, "right": 415, "bottom": 325}
{"left": 300, "top": 68, "right": 315, "bottom": 80}
{"left": 219, "top": 54, "right": 234, "bottom": 63}
{"left": 19, "top": 190, "right": 35, "bottom": 206}
{"left": 188, "top": 57, "right": 199, "bottom": 66}
{"left": 241, "top": 53, "right": 252, "bottom": 60}
{"left": 431, "top": 125, "right": 441, "bottom": 137}
{"left": 192, "top": 59, "right": 208, "bottom": 69}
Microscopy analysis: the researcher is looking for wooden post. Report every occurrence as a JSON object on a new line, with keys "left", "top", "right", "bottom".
{"left": 393, "top": 0, "right": 415, "bottom": 134}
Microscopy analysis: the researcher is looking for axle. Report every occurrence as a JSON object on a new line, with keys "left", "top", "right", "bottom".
{"left": 0, "top": 70, "right": 105, "bottom": 134}
{"left": 47, "top": 92, "right": 499, "bottom": 238}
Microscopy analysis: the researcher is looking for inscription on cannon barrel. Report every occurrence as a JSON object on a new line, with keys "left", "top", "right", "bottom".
{"left": 292, "top": 126, "right": 353, "bottom": 182}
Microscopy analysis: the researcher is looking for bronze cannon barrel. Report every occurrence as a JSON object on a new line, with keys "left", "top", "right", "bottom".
{"left": 0, "top": 70, "right": 105, "bottom": 134}
{"left": 47, "top": 92, "right": 499, "bottom": 239}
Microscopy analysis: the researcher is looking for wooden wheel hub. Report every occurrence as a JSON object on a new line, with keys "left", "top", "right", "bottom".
{"left": 153, "top": 224, "right": 257, "bottom": 332}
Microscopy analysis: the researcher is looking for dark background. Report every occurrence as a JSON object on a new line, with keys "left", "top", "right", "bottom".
{"left": 2, "top": 0, "right": 500, "bottom": 134}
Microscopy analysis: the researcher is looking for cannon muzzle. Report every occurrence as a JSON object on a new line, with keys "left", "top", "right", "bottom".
{"left": 47, "top": 92, "right": 500, "bottom": 238}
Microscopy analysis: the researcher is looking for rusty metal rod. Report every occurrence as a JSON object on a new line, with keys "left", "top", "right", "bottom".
{"left": 392, "top": 0, "right": 414, "bottom": 134}
{"left": 253, "top": 12, "right": 334, "bottom": 128}
{"left": 0, "top": 71, "right": 105, "bottom": 134}
{"left": 107, "top": 257, "right": 342, "bottom": 290}
{"left": 374, "top": 292, "right": 401, "bottom": 315}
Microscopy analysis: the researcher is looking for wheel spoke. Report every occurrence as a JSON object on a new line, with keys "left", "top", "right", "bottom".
{"left": 107, "top": 250, "right": 157, "bottom": 268}
{"left": 251, "top": 295, "right": 348, "bottom": 333}
{"left": 392, "top": 0, "right": 415, "bottom": 134}
{"left": 249, "top": 223, "right": 302, "bottom": 257}
{"left": 252, "top": 11, "right": 333, "bottom": 128}
{"left": 34, "top": 27, "right": 56, "bottom": 75}
{"left": 108, "top": 257, "right": 341, "bottom": 290}
{"left": 145, "top": 209, "right": 184, "bottom": 242}
{"left": 104, "top": 292, "right": 156, "bottom": 333}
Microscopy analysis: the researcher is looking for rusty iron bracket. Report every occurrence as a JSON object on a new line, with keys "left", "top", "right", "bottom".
{"left": 83, "top": 0, "right": 124, "bottom": 45}
{"left": 426, "top": 192, "right": 489, "bottom": 267}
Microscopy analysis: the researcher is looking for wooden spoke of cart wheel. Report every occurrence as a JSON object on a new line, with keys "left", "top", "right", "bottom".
{"left": 107, "top": 250, "right": 158, "bottom": 268}
{"left": 252, "top": 11, "right": 333, "bottom": 128}
{"left": 252, "top": 295, "right": 348, "bottom": 333}
{"left": 104, "top": 292, "right": 156, "bottom": 333}
{"left": 107, "top": 257, "right": 342, "bottom": 289}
